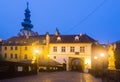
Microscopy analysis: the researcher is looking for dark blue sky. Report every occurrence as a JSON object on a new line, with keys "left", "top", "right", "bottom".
{"left": 0, "top": 0, "right": 120, "bottom": 44}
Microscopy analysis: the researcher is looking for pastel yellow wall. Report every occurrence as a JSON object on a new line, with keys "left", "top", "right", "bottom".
{"left": 48, "top": 43, "right": 92, "bottom": 69}
{"left": 2, "top": 46, "right": 33, "bottom": 62}
{"left": 1, "top": 42, "right": 92, "bottom": 69}
{"left": 49, "top": 43, "right": 92, "bottom": 56}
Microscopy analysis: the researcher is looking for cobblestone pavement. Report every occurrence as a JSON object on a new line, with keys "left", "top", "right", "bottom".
{"left": 0, "top": 71, "right": 102, "bottom": 82}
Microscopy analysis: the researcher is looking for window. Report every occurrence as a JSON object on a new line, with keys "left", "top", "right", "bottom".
{"left": 75, "top": 36, "right": 79, "bottom": 41}
{"left": 10, "top": 46, "right": 13, "bottom": 50}
{"left": 61, "top": 47, "right": 66, "bottom": 52}
{"left": 15, "top": 46, "right": 18, "bottom": 50}
{"left": 24, "top": 54, "right": 27, "bottom": 59}
{"left": 53, "top": 46, "right": 57, "bottom": 52}
{"left": 4, "top": 53, "right": 7, "bottom": 58}
{"left": 57, "top": 36, "right": 61, "bottom": 41}
{"left": 25, "top": 46, "right": 27, "bottom": 50}
{"left": 70, "top": 47, "right": 75, "bottom": 52}
{"left": 15, "top": 54, "right": 18, "bottom": 59}
{"left": 80, "top": 47, "right": 85, "bottom": 53}
{"left": 10, "top": 54, "right": 13, "bottom": 58}
{"left": 4, "top": 46, "right": 7, "bottom": 50}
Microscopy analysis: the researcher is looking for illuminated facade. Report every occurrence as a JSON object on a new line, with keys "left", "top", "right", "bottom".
{"left": 0, "top": 3, "right": 99, "bottom": 71}
{"left": 1, "top": 32, "right": 97, "bottom": 71}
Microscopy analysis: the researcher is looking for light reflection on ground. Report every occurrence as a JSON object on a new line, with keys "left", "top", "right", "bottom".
{"left": 0, "top": 71, "right": 102, "bottom": 82}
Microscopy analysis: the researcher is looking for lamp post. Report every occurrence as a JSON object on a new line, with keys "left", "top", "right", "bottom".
{"left": 34, "top": 49, "right": 39, "bottom": 74}
{"left": 94, "top": 56, "right": 98, "bottom": 70}
{"left": 94, "top": 56, "right": 98, "bottom": 60}
{"left": 100, "top": 53, "right": 105, "bottom": 69}
{"left": 47, "top": 55, "right": 50, "bottom": 71}
{"left": 93, "top": 53, "right": 105, "bottom": 77}
{"left": 94, "top": 53, "right": 105, "bottom": 70}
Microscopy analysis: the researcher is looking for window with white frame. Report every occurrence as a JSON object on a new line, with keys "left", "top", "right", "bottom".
{"left": 53, "top": 46, "right": 57, "bottom": 52}
{"left": 80, "top": 47, "right": 85, "bottom": 53}
{"left": 61, "top": 46, "right": 66, "bottom": 52}
{"left": 70, "top": 47, "right": 75, "bottom": 52}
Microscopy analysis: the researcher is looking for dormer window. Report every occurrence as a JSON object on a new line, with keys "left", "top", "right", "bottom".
{"left": 75, "top": 36, "right": 79, "bottom": 41}
{"left": 57, "top": 36, "right": 61, "bottom": 41}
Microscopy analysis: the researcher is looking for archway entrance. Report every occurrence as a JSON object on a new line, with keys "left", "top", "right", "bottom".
{"left": 71, "top": 58, "right": 83, "bottom": 72}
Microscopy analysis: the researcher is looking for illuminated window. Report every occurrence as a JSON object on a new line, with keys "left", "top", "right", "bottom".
{"left": 80, "top": 47, "right": 85, "bottom": 53}
{"left": 10, "top": 54, "right": 13, "bottom": 58}
{"left": 10, "top": 46, "right": 13, "bottom": 50}
{"left": 15, "top": 54, "right": 18, "bottom": 59}
{"left": 53, "top": 46, "right": 57, "bottom": 52}
{"left": 4, "top": 46, "right": 7, "bottom": 50}
{"left": 70, "top": 47, "right": 75, "bottom": 52}
{"left": 24, "top": 54, "right": 27, "bottom": 59}
{"left": 15, "top": 46, "right": 18, "bottom": 50}
{"left": 61, "top": 47, "right": 66, "bottom": 52}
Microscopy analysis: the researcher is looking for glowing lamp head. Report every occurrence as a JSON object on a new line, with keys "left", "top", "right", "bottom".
{"left": 85, "top": 59, "right": 91, "bottom": 65}
{"left": 48, "top": 55, "right": 50, "bottom": 57}
{"left": 34, "top": 49, "right": 39, "bottom": 54}
{"left": 100, "top": 53, "right": 105, "bottom": 57}
{"left": 94, "top": 56, "right": 98, "bottom": 60}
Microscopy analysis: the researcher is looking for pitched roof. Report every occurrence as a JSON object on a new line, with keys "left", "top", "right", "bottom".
{"left": 49, "top": 34, "right": 96, "bottom": 43}
{"left": 2, "top": 34, "right": 96, "bottom": 46}
{"left": 2, "top": 35, "right": 46, "bottom": 46}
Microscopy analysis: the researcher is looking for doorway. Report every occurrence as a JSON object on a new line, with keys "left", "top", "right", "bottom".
{"left": 71, "top": 58, "right": 83, "bottom": 72}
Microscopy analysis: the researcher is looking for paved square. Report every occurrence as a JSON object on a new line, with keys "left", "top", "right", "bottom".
{"left": 0, "top": 72, "right": 102, "bottom": 82}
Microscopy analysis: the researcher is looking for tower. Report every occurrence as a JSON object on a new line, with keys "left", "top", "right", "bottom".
{"left": 19, "top": 2, "right": 35, "bottom": 36}
{"left": 55, "top": 28, "right": 60, "bottom": 36}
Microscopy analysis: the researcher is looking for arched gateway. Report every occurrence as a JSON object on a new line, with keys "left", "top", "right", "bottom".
{"left": 69, "top": 58, "right": 84, "bottom": 72}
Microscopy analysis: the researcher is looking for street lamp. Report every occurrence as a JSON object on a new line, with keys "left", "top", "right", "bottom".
{"left": 34, "top": 49, "right": 40, "bottom": 74}
{"left": 47, "top": 55, "right": 50, "bottom": 71}
{"left": 100, "top": 53, "right": 105, "bottom": 57}
{"left": 100, "top": 53, "right": 105, "bottom": 69}
{"left": 94, "top": 53, "right": 105, "bottom": 69}
{"left": 94, "top": 56, "right": 98, "bottom": 60}
{"left": 94, "top": 56, "right": 98, "bottom": 70}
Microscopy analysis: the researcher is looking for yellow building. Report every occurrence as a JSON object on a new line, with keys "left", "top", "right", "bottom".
{"left": 1, "top": 30, "right": 98, "bottom": 72}
{"left": 0, "top": 3, "right": 104, "bottom": 72}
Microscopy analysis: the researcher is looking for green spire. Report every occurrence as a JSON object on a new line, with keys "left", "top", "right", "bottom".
{"left": 21, "top": 2, "right": 33, "bottom": 31}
